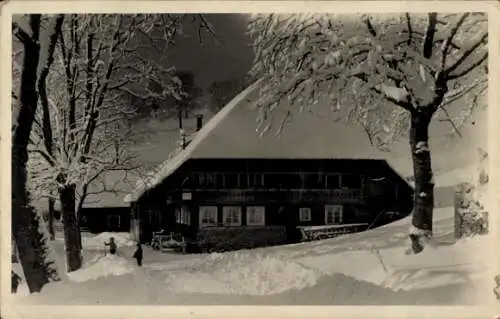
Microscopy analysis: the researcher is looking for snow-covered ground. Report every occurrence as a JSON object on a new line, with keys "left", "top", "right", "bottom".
{"left": 9, "top": 158, "right": 492, "bottom": 306}
{"left": 67, "top": 254, "right": 136, "bottom": 283}
{"left": 9, "top": 204, "right": 492, "bottom": 306}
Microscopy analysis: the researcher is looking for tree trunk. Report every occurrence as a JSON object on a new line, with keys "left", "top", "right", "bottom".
{"left": 76, "top": 186, "right": 89, "bottom": 252}
{"left": 11, "top": 181, "right": 51, "bottom": 293}
{"left": 11, "top": 14, "right": 58, "bottom": 293}
{"left": 59, "top": 183, "right": 83, "bottom": 272}
{"left": 76, "top": 208, "right": 82, "bottom": 251}
{"left": 48, "top": 198, "right": 55, "bottom": 240}
{"left": 409, "top": 112, "right": 434, "bottom": 235}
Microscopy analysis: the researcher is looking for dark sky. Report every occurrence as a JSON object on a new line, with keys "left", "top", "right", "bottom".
{"left": 13, "top": 14, "right": 255, "bottom": 89}
{"left": 167, "top": 14, "right": 254, "bottom": 89}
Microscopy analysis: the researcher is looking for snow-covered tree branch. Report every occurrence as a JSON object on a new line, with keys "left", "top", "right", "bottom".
{"left": 21, "top": 14, "right": 216, "bottom": 272}
{"left": 248, "top": 12, "right": 487, "bottom": 254}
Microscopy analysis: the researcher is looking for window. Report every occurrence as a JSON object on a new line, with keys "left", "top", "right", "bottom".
{"left": 199, "top": 206, "right": 218, "bottom": 227}
{"left": 326, "top": 174, "right": 341, "bottom": 189}
{"left": 223, "top": 206, "right": 242, "bottom": 226}
{"left": 325, "top": 205, "right": 343, "bottom": 225}
{"left": 175, "top": 207, "right": 191, "bottom": 225}
{"left": 147, "top": 209, "right": 159, "bottom": 223}
{"left": 246, "top": 206, "right": 265, "bottom": 226}
{"left": 248, "top": 173, "right": 264, "bottom": 188}
{"left": 199, "top": 173, "right": 216, "bottom": 188}
{"left": 299, "top": 208, "right": 312, "bottom": 222}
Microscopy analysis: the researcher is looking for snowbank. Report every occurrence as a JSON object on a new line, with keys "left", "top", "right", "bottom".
{"left": 14, "top": 212, "right": 490, "bottom": 305}
{"left": 14, "top": 158, "right": 490, "bottom": 305}
{"left": 68, "top": 254, "right": 135, "bottom": 283}
{"left": 17, "top": 231, "right": 489, "bottom": 305}
{"left": 454, "top": 151, "right": 488, "bottom": 237}
{"left": 159, "top": 204, "right": 487, "bottom": 297}
{"left": 380, "top": 236, "right": 489, "bottom": 291}
{"left": 81, "top": 232, "right": 135, "bottom": 250}
{"left": 165, "top": 252, "right": 320, "bottom": 295}
{"left": 288, "top": 230, "right": 489, "bottom": 292}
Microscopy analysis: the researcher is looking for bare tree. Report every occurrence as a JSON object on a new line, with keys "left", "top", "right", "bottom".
{"left": 12, "top": 14, "right": 65, "bottom": 293}
{"left": 248, "top": 13, "right": 487, "bottom": 254}
{"left": 27, "top": 14, "right": 215, "bottom": 271}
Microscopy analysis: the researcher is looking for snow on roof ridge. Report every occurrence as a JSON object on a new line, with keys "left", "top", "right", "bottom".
{"left": 124, "top": 79, "right": 264, "bottom": 203}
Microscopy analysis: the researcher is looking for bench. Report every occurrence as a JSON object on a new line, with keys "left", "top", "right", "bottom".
{"left": 152, "top": 230, "right": 187, "bottom": 253}
{"left": 298, "top": 223, "right": 368, "bottom": 241}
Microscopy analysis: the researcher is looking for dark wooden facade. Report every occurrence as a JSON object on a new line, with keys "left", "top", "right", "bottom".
{"left": 79, "top": 207, "right": 131, "bottom": 233}
{"left": 131, "top": 158, "right": 413, "bottom": 250}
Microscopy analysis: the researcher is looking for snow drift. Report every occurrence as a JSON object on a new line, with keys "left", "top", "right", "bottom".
{"left": 159, "top": 221, "right": 488, "bottom": 298}
{"left": 13, "top": 157, "right": 491, "bottom": 305}
{"left": 14, "top": 206, "right": 490, "bottom": 305}
{"left": 68, "top": 254, "right": 135, "bottom": 282}
{"left": 164, "top": 252, "right": 320, "bottom": 295}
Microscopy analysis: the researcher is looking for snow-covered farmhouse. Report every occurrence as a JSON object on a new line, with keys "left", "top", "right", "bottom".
{"left": 124, "top": 81, "right": 414, "bottom": 252}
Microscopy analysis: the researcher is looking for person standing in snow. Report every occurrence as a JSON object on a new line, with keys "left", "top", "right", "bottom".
{"left": 133, "top": 243, "right": 143, "bottom": 266}
{"left": 104, "top": 237, "right": 117, "bottom": 255}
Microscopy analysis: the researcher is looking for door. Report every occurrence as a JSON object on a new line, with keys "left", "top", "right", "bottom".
{"left": 325, "top": 205, "right": 343, "bottom": 225}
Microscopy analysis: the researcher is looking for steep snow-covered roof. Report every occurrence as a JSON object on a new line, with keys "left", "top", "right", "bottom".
{"left": 125, "top": 79, "right": 413, "bottom": 203}
{"left": 124, "top": 80, "right": 265, "bottom": 202}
